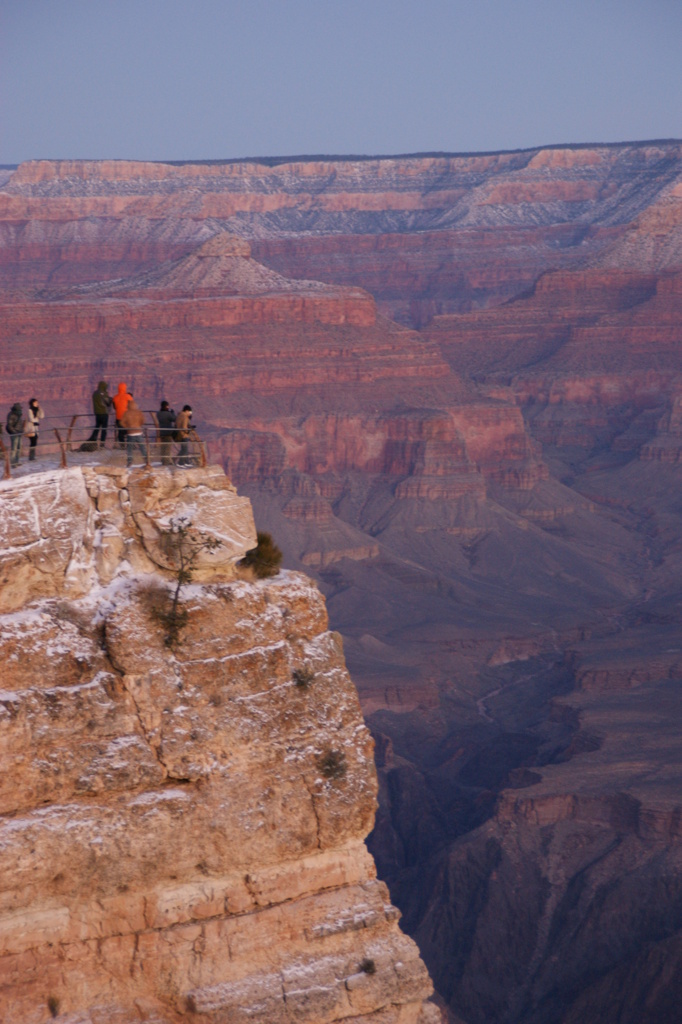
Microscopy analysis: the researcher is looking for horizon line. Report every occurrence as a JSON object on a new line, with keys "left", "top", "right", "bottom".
{"left": 3, "top": 136, "right": 682, "bottom": 171}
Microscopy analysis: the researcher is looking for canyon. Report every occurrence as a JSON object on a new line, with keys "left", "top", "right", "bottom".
{"left": 1, "top": 142, "right": 682, "bottom": 1021}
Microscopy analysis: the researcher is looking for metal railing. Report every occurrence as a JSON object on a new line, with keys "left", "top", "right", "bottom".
{"left": 0, "top": 411, "right": 207, "bottom": 480}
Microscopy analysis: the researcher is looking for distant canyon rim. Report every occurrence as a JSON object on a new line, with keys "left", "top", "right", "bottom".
{"left": 2, "top": 141, "right": 682, "bottom": 1022}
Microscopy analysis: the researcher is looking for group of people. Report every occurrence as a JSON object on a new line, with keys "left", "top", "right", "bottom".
{"left": 4, "top": 399, "right": 45, "bottom": 466}
{"left": 89, "top": 382, "right": 195, "bottom": 467}
{"left": 3, "top": 384, "right": 195, "bottom": 469}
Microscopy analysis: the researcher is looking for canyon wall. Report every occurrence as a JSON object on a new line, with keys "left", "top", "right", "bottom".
{"left": 0, "top": 465, "right": 440, "bottom": 1024}
{"left": 3, "top": 144, "right": 681, "bottom": 326}
{"left": 3, "top": 145, "right": 682, "bottom": 1022}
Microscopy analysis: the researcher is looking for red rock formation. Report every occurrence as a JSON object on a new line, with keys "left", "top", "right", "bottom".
{"left": 3, "top": 143, "right": 681, "bottom": 324}
{"left": 4, "top": 145, "right": 682, "bottom": 1024}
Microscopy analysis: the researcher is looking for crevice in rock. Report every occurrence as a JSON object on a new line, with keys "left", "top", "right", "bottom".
{"left": 301, "top": 773, "right": 323, "bottom": 850}
{"left": 129, "top": 931, "right": 140, "bottom": 979}
{"left": 99, "top": 619, "right": 177, "bottom": 782}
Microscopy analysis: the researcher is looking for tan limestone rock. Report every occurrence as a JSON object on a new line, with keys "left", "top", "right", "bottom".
{"left": 0, "top": 468, "right": 93, "bottom": 613}
{"left": 0, "top": 466, "right": 439, "bottom": 1023}
{"left": 0, "top": 465, "right": 257, "bottom": 613}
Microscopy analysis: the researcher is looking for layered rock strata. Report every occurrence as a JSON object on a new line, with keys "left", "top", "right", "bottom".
{"left": 4, "top": 146, "right": 682, "bottom": 1021}
{"left": 3, "top": 144, "right": 682, "bottom": 325}
{"left": 0, "top": 465, "right": 439, "bottom": 1024}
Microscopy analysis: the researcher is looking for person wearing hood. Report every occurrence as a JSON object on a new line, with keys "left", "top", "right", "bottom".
{"left": 89, "top": 381, "right": 112, "bottom": 447}
{"left": 119, "top": 399, "right": 147, "bottom": 467}
{"left": 5, "top": 403, "right": 25, "bottom": 467}
{"left": 112, "top": 383, "right": 132, "bottom": 446}
{"left": 25, "top": 398, "right": 45, "bottom": 461}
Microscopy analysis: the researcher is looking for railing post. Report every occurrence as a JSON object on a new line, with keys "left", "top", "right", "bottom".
{"left": 144, "top": 428, "right": 151, "bottom": 468}
{"left": 54, "top": 428, "right": 68, "bottom": 469}
{"left": 200, "top": 441, "right": 207, "bottom": 468}
{"left": 66, "top": 415, "right": 79, "bottom": 451}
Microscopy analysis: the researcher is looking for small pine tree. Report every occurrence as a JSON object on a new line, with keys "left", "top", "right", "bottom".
{"left": 155, "top": 516, "right": 222, "bottom": 647}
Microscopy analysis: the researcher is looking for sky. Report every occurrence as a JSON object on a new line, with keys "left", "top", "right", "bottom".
{"left": 1, "top": 0, "right": 681, "bottom": 164}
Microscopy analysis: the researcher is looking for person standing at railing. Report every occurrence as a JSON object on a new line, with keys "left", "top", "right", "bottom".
{"left": 5, "top": 403, "right": 25, "bottom": 467}
{"left": 89, "top": 381, "right": 112, "bottom": 447}
{"left": 157, "top": 400, "right": 176, "bottom": 466}
{"left": 112, "top": 383, "right": 132, "bottom": 447}
{"left": 25, "top": 398, "right": 44, "bottom": 461}
{"left": 175, "top": 405, "right": 193, "bottom": 466}
{"left": 120, "top": 399, "right": 147, "bottom": 467}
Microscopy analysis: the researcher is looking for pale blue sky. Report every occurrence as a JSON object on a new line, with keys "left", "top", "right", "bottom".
{"left": 1, "top": 0, "right": 680, "bottom": 163}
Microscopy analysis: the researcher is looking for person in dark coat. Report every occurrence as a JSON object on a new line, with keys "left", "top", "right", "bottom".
{"left": 5, "top": 403, "right": 25, "bottom": 467}
{"left": 156, "top": 400, "right": 176, "bottom": 466}
{"left": 89, "top": 381, "right": 112, "bottom": 446}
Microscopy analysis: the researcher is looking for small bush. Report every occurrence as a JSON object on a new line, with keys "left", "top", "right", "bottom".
{"left": 47, "top": 995, "right": 60, "bottom": 1018}
{"left": 293, "top": 667, "right": 314, "bottom": 688}
{"left": 360, "top": 957, "right": 377, "bottom": 975}
{"left": 317, "top": 748, "right": 347, "bottom": 780}
{"left": 238, "top": 531, "right": 282, "bottom": 579}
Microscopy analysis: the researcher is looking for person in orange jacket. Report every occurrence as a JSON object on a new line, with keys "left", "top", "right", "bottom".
{"left": 112, "top": 383, "right": 132, "bottom": 446}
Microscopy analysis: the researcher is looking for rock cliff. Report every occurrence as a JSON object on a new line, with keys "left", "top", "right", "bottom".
{"left": 0, "top": 465, "right": 440, "bottom": 1024}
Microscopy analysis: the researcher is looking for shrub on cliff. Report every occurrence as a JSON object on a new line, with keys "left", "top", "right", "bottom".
{"left": 238, "top": 531, "right": 282, "bottom": 579}
{"left": 317, "top": 748, "right": 347, "bottom": 780}
{"left": 293, "top": 666, "right": 315, "bottom": 688}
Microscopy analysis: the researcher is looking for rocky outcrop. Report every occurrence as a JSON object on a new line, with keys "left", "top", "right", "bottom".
{"left": 0, "top": 465, "right": 439, "bottom": 1024}
{"left": 0, "top": 465, "right": 256, "bottom": 613}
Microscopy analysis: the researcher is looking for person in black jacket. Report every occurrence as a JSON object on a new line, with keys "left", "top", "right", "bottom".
{"left": 156, "top": 400, "right": 176, "bottom": 465}
{"left": 5, "top": 403, "right": 25, "bottom": 467}
{"left": 89, "top": 381, "right": 112, "bottom": 447}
